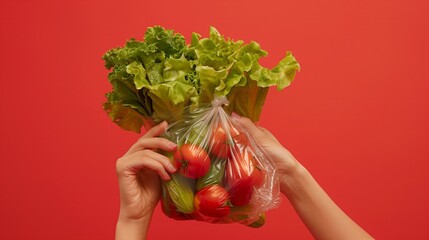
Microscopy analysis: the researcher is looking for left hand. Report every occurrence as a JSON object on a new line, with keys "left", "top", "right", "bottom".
{"left": 116, "top": 121, "right": 177, "bottom": 221}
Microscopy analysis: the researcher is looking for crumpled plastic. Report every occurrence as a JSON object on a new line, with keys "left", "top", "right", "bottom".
{"left": 160, "top": 96, "right": 280, "bottom": 227}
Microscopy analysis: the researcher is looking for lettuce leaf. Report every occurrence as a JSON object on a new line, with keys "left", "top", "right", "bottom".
{"left": 144, "top": 26, "right": 186, "bottom": 58}
{"left": 249, "top": 51, "right": 300, "bottom": 90}
{"left": 103, "top": 101, "right": 145, "bottom": 133}
{"left": 189, "top": 27, "right": 300, "bottom": 121}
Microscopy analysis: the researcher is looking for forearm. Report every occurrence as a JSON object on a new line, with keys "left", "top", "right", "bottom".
{"left": 280, "top": 163, "right": 373, "bottom": 240}
{"left": 115, "top": 214, "right": 152, "bottom": 240}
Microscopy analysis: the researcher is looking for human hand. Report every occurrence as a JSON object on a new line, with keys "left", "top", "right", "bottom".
{"left": 231, "top": 113, "right": 299, "bottom": 190}
{"left": 115, "top": 121, "right": 177, "bottom": 239}
{"left": 232, "top": 114, "right": 374, "bottom": 240}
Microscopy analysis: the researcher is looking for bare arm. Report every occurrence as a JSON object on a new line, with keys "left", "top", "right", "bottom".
{"left": 233, "top": 114, "right": 373, "bottom": 240}
{"left": 279, "top": 152, "right": 373, "bottom": 240}
{"left": 116, "top": 216, "right": 152, "bottom": 240}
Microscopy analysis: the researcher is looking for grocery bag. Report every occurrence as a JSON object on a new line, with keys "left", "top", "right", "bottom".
{"left": 160, "top": 97, "right": 280, "bottom": 226}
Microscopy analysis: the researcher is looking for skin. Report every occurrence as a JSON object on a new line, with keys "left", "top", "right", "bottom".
{"left": 115, "top": 121, "right": 177, "bottom": 240}
{"left": 115, "top": 116, "right": 374, "bottom": 240}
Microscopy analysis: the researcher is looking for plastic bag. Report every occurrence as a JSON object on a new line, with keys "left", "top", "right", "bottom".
{"left": 160, "top": 97, "right": 280, "bottom": 227}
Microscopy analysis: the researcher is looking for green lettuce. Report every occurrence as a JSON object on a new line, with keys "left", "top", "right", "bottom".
{"left": 102, "top": 26, "right": 300, "bottom": 132}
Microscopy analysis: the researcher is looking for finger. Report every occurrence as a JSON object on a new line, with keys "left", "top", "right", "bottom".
{"left": 126, "top": 137, "right": 177, "bottom": 155}
{"left": 117, "top": 151, "right": 173, "bottom": 181}
{"left": 137, "top": 156, "right": 171, "bottom": 181}
{"left": 123, "top": 149, "right": 176, "bottom": 175}
{"left": 142, "top": 121, "right": 168, "bottom": 138}
{"left": 139, "top": 150, "right": 177, "bottom": 173}
{"left": 231, "top": 112, "right": 263, "bottom": 137}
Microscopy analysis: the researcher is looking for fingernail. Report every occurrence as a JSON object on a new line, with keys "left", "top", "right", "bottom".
{"left": 161, "top": 120, "right": 168, "bottom": 127}
{"left": 231, "top": 112, "right": 241, "bottom": 120}
{"left": 168, "top": 142, "right": 177, "bottom": 149}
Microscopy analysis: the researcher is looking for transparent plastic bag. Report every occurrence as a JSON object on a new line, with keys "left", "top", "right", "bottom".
{"left": 160, "top": 97, "right": 280, "bottom": 227}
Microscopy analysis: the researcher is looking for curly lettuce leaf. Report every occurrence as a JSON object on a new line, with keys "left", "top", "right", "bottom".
{"left": 103, "top": 63, "right": 153, "bottom": 132}
{"left": 125, "top": 55, "right": 198, "bottom": 123}
{"left": 227, "top": 51, "right": 300, "bottom": 121}
{"left": 249, "top": 51, "right": 300, "bottom": 90}
{"left": 190, "top": 27, "right": 300, "bottom": 121}
{"left": 126, "top": 62, "right": 148, "bottom": 90}
{"left": 144, "top": 26, "right": 186, "bottom": 58}
{"left": 149, "top": 80, "right": 198, "bottom": 123}
{"left": 102, "top": 39, "right": 157, "bottom": 70}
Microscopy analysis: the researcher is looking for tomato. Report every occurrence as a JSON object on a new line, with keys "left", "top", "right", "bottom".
{"left": 227, "top": 178, "right": 254, "bottom": 206}
{"left": 210, "top": 123, "right": 245, "bottom": 159}
{"left": 246, "top": 163, "right": 264, "bottom": 188}
{"left": 230, "top": 126, "right": 248, "bottom": 146}
{"left": 225, "top": 147, "right": 264, "bottom": 206}
{"left": 174, "top": 144, "right": 211, "bottom": 179}
{"left": 195, "top": 185, "right": 230, "bottom": 218}
{"left": 230, "top": 124, "right": 240, "bottom": 138}
{"left": 210, "top": 125, "right": 229, "bottom": 159}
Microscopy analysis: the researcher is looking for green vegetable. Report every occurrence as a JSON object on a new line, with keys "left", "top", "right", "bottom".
{"left": 246, "top": 213, "right": 266, "bottom": 228}
{"left": 102, "top": 26, "right": 300, "bottom": 133}
{"left": 196, "top": 159, "right": 226, "bottom": 191}
{"left": 162, "top": 174, "right": 195, "bottom": 214}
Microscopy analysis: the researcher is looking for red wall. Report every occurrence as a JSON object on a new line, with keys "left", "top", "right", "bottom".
{"left": 1, "top": 0, "right": 428, "bottom": 239}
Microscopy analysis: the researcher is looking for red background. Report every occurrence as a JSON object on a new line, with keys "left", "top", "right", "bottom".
{"left": 1, "top": 0, "right": 428, "bottom": 239}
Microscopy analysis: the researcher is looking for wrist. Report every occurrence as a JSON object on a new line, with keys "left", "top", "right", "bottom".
{"left": 116, "top": 211, "right": 153, "bottom": 240}
{"left": 278, "top": 162, "right": 307, "bottom": 196}
{"left": 274, "top": 148, "right": 300, "bottom": 185}
{"left": 118, "top": 206, "right": 155, "bottom": 222}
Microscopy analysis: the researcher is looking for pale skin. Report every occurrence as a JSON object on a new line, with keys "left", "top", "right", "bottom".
{"left": 115, "top": 114, "right": 374, "bottom": 240}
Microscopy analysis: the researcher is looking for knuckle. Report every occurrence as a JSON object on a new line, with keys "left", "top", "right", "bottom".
{"left": 153, "top": 163, "right": 165, "bottom": 173}
{"left": 160, "top": 155, "right": 171, "bottom": 165}
{"left": 141, "top": 149, "right": 153, "bottom": 155}
{"left": 115, "top": 157, "right": 125, "bottom": 175}
{"left": 143, "top": 126, "right": 157, "bottom": 136}
{"left": 148, "top": 151, "right": 168, "bottom": 164}
{"left": 136, "top": 137, "right": 147, "bottom": 146}
{"left": 155, "top": 166, "right": 164, "bottom": 173}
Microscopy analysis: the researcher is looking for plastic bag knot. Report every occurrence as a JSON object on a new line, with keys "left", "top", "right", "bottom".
{"left": 211, "top": 96, "right": 229, "bottom": 107}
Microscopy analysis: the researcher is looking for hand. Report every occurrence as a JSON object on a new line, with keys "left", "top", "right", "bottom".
{"left": 232, "top": 114, "right": 374, "bottom": 240}
{"left": 231, "top": 113, "right": 298, "bottom": 188}
{"left": 115, "top": 121, "right": 177, "bottom": 240}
